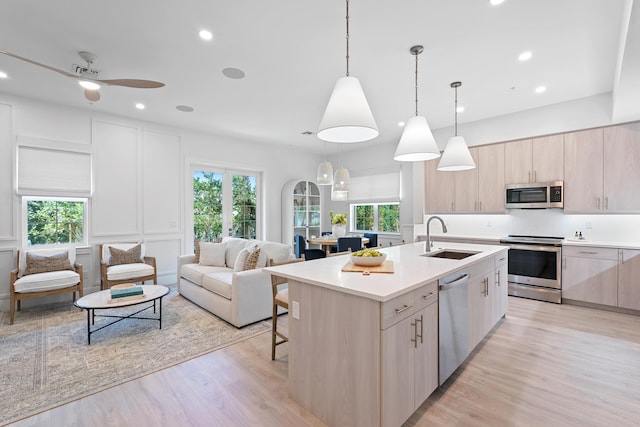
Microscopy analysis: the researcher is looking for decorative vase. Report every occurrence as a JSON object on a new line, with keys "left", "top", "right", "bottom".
{"left": 332, "top": 224, "right": 346, "bottom": 237}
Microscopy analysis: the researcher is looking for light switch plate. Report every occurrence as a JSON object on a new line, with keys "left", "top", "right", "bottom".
{"left": 292, "top": 301, "right": 300, "bottom": 319}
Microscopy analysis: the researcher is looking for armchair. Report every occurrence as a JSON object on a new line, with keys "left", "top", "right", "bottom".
{"left": 9, "top": 247, "right": 83, "bottom": 325}
{"left": 99, "top": 243, "right": 157, "bottom": 290}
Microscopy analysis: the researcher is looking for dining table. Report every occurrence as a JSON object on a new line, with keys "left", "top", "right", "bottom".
{"left": 307, "top": 236, "right": 370, "bottom": 255}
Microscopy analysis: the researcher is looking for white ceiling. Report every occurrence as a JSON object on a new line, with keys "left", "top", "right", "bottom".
{"left": 0, "top": 0, "right": 637, "bottom": 155}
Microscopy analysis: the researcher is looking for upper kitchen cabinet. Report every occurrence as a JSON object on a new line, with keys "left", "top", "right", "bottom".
{"left": 565, "top": 124, "right": 640, "bottom": 213}
{"left": 504, "top": 135, "right": 563, "bottom": 184}
{"left": 425, "top": 144, "right": 504, "bottom": 214}
{"left": 603, "top": 123, "right": 640, "bottom": 211}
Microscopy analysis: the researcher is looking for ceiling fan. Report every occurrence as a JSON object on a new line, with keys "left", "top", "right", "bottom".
{"left": 0, "top": 49, "right": 165, "bottom": 102}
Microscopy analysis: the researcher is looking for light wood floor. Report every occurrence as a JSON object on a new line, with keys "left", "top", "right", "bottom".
{"left": 10, "top": 297, "right": 640, "bottom": 427}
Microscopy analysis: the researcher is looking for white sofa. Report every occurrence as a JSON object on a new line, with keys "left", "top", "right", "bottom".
{"left": 177, "top": 236, "right": 295, "bottom": 327}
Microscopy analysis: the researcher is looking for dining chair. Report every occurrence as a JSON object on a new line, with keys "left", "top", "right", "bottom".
{"left": 363, "top": 232, "right": 378, "bottom": 248}
{"left": 294, "top": 234, "right": 326, "bottom": 261}
{"left": 321, "top": 231, "right": 337, "bottom": 253}
{"left": 337, "top": 237, "right": 362, "bottom": 253}
{"left": 269, "top": 257, "right": 305, "bottom": 360}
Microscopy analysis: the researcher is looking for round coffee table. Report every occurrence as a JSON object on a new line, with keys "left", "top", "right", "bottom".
{"left": 74, "top": 284, "right": 169, "bottom": 344}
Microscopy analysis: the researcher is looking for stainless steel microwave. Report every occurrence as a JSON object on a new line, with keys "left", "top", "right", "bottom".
{"left": 505, "top": 181, "right": 563, "bottom": 209}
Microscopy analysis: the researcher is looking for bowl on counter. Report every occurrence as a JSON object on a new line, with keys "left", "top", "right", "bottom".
{"left": 350, "top": 252, "right": 387, "bottom": 267}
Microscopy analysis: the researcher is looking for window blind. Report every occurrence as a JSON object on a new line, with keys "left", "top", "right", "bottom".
{"left": 17, "top": 146, "right": 92, "bottom": 195}
{"left": 348, "top": 172, "right": 400, "bottom": 201}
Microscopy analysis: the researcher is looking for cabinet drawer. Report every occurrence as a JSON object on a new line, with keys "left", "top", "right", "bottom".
{"left": 381, "top": 292, "right": 415, "bottom": 330}
{"left": 563, "top": 246, "right": 618, "bottom": 260}
{"left": 413, "top": 281, "right": 438, "bottom": 312}
{"left": 495, "top": 251, "right": 508, "bottom": 267}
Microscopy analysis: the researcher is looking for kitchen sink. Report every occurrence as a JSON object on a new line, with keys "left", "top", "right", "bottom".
{"left": 421, "top": 250, "right": 479, "bottom": 260}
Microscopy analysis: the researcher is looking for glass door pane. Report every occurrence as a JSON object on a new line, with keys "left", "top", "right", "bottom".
{"left": 232, "top": 174, "right": 257, "bottom": 239}
{"left": 193, "top": 170, "right": 223, "bottom": 242}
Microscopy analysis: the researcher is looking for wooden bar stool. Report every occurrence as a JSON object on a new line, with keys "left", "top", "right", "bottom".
{"left": 269, "top": 257, "right": 305, "bottom": 360}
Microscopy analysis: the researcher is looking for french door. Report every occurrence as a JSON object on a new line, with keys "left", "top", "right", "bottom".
{"left": 192, "top": 166, "right": 260, "bottom": 242}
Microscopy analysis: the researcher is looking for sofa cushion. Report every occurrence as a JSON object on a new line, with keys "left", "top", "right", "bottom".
{"left": 256, "top": 241, "right": 292, "bottom": 266}
{"left": 221, "top": 237, "right": 248, "bottom": 267}
{"left": 109, "top": 243, "right": 143, "bottom": 266}
{"left": 14, "top": 270, "right": 80, "bottom": 293}
{"left": 106, "top": 263, "right": 154, "bottom": 281}
{"left": 24, "top": 250, "right": 74, "bottom": 276}
{"left": 202, "top": 272, "right": 233, "bottom": 300}
{"left": 181, "top": 263, "right": 230, "bottom": 285}
{"left": 199, "top": 242, "right": 226, "bottom": 267}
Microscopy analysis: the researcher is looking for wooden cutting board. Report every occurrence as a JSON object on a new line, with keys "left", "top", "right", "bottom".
{"left": 341, "top": 260, "right": 394, "bottom": 273}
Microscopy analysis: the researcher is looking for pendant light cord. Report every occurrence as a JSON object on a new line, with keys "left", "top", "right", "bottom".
{"left": 414, "top": 50, "right": 419, "bottom": 116}
{"left": 454, "top": 85, "right": 458, "bottom": 136}
{"left": 345, "top": 0, "right": 350, "bottom": 77}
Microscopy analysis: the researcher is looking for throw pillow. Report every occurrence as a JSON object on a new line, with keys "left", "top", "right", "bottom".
{"left": 109, "top": 243, "right": 143, "bottom": 266}
{"left": 199, "top": 242, "right": 227, "bottom": 267}
{"left": 24, "top": 250, "right": 74, "bottom": 276}
{"left": 244, "top": 248, "right": 261, "bottom": 270}
{"left": 194, "top": 240, "right": 201, "bottom": 264}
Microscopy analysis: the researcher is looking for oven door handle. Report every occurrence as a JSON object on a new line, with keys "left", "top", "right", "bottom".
{"left": 507, "top": 243, "right": 561, "bottom": 253}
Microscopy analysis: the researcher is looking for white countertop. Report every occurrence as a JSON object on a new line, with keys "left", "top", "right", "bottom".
{"left": 562, "top": 239, "right": 640, "bottom": 250}
{"left": 265, "top": 241, "right": 507, "bottom": 302}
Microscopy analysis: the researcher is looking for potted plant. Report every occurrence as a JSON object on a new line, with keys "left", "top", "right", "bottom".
{"left": 329, "top": 210, "right": 347, "bottom": 237}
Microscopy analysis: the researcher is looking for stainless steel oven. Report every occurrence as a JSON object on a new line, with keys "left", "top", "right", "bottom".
{"left": 499, "top": 235, "right": 563, "bottom": 303}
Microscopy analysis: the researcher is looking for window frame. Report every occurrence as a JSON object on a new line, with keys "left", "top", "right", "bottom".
{"left": 21, "top": 196, "right": 88, "bottom": 248}
{"left": 350, "top": 201, "right": 401, "bottom": 235}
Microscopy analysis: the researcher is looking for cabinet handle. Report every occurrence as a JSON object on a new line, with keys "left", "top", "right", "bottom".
{"left": 411, "top": 319, "right": 418, "bottom": 348}
{"left": 486, "top": 278, "right": 489, "bottom": 296}
{"left": 620, "top": 250, "right": 624, "bottom": 264}
{"left": 417, "top": 314, "right": 423, "bottom": 344}
{"left": 563, "top": 257, "right": 566, "bottom": 270}
{"left": 495, "top": 270, "right": 500, "bottom": 286}
{"left": 421, "top": 292, "right": 435, "bottom": 301}
{"left": 534, "top": 171, "right": 537, "bottom": 182}
{"left": 474, "top": 201, "right": 477, "bottom": 211}
{"left": 395, "top": 304, "right": 413, "bottom": 314}
{"left": 479, "top": 201, "right": 482, "bottom": 211}
{"left": 451, "top": 202, "right": 454, "bottom": 211}
{"left": 605, "top": 197, "right": 609, "bottom": 210}
{"left": 528, "top": 171, "right": 531, "bottom": 183}
{"left": 597, "top": 197, "right": 601, "bottom": 209}
{"left": 578, "top": 251, "right": 598, "bottom": 255}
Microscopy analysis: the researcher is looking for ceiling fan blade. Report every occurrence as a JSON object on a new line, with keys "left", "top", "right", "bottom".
{"left": 84, "top": 89, "right": 101, "bottom": 102}
{"left": 98, "top": 78, "right": 165, "bottom": 89}
{"left": 0, "top": 49, "right": 76, "bottom": 78}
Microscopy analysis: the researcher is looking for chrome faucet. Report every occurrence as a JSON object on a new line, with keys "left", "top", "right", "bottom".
{"left": 425, "top": 216, "right": 448, "bottom": 252}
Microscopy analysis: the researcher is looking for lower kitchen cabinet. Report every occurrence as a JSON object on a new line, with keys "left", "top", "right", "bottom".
{"left": 618, "top": 249, "right": 640, "bottom": 310}
{"left": 381, "top": 284, "right": 438, "bottom": 427}
{"left": 467, "top": 256, "right": 507, "bottom": 349}
{"left": 494, "top": 252, "right": 508, "bottom": 324}
{"left": 562, "top": 246, "right": 618, "bottom": 306}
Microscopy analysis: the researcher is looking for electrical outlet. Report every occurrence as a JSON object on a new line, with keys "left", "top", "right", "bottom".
{"left": 586, "top": 221, "right": 593, "bottom": 229}
{"left": 292, "top": 301, "right": 300, "bottom": 319}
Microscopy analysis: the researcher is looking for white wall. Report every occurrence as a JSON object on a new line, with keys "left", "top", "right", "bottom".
{"left": 0, "top": 93, "right": 318, "bottom": 310}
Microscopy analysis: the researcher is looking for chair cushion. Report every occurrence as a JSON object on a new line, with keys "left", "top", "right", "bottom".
{"left": 202, "top": 272, "right": 233, "bottom": 300}
{"left": 14, "top": 270, "right": 80, "bottom": 293}
{"left": 275, "top": 289, "right": 288, "bottom": 307}
{"left": 24, "top": 250, "right": 75, "bottom": 276}
{"left": 106, "top": 263, "right": 154, "bottom": 281}
{"left": 19, "top": 248, "right": 76, "bottom": 277}
{"left": 109, "top": 243, "right": 143, "bottom": 266}
{"left": 199, "top": 242, "right": 227, "bottom": 267}
{"left": 102, "top": 243, "right": 146, "bottom": 265}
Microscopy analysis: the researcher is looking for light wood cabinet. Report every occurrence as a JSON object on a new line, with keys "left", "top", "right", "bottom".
{"left": 425, "top": 144, "right": 504, "bottom": 213}
{"left": 381, "top": 283, "right": 438, "bottom": 427}
{"left": 504, "top": 135, "right": 563, "bottom": 184}
{"left": 562, "top": 246, "right": 619, "bottom": 306}
{"left": 493, "top": 252, "right": 508, "bottom": 324}
{"left": 617, "top": 249, "right": 640, "bottom": 310}
{"left": 603, "top": 123, "right": 640, "bottom": 211}
{"left": 564, "top": 128, "right": 604, "bottom": 212}
{"left": 467, "top": 256, "right": 506, "bottom": 349}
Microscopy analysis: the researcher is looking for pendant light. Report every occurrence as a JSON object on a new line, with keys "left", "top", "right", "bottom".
{"left": 317, "top": 0, "right": 378, "bottom": 143}
{"left": 316, "top": 142, "right": 334, "bottom": 185}
{"left": 438, "top": 81, "right": 476, "bottom": 171}
{"left": 332, "top": 144, "right": 350, "bottom": 192}
{"left": 394, "top": 45, "right": 440, "bottom": 162}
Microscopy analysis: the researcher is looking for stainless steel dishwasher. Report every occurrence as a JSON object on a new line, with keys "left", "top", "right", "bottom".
{"left": 438, "top": 271, "right": 470, "bottom": 385}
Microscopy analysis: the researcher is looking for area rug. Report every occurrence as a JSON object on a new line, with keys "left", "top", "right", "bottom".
{"left": 0, "top": 286, "right": 270, "bottom": 426}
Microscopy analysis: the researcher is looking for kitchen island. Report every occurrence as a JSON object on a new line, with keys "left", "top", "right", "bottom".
{"left": 265, "top": 241, "right": 508, "bottom": 427}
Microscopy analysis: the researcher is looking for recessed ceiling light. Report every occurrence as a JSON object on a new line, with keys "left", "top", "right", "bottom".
{"left": 0, "top": 71, "right": 7, "bottom": 79}
{"left": 490, "top": 0, "right": 505, "bottom": 5}
{"left": 199, "top": 30, "right": 213, "bottom": 41}
{"left": 456, "top": 106, "right": 465, "bottom": 113}
{"left": 135, "top": 103, "right": 145, "bottom": 110}
{"left": 222, "top": 68, "right": 245, "bottom": 79}
{"left": 398, "top": 121, "right": 405, "bottom": 127}
{"left": 535, "top": 86, "right": 546, "bottom": 94}
{"left": 176, "top": 105, "right": 195, "bottom": 112}
{"left": 518, "top": 51, "right": 532, "bottom": 61}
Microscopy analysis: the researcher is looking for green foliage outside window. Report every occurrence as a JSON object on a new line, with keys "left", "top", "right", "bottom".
{"left": 378, "top": 204, "right": 400, "bottom": 232}
{"left": 26, "top": 199, "right": 84, "bottom": 246}
{"left": 232, "top": 175, "right": 257, "bottom": 239}
{"left": 353, "top": 203, "right": 400, "bottom": 233}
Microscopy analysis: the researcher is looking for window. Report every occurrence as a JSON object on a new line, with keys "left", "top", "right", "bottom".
{"left": 23, "top": 197, "right": 87, "bottom": 247}
{"left": 192, "top": 168, "right": 260, "bottom": 242}
{"left": 351, "top": 202, "right": 400, "bottom": 233}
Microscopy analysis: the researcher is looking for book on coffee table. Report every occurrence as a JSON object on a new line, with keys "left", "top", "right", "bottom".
{"left": 110, "top": 286, "right": 144, "bottom": 299}
{"left": 107, "top": 293, "right": 145, "bottom": 304}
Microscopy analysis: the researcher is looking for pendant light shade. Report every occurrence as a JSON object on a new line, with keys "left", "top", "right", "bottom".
{"left": 317, "top": 0, "right": 378, "bottom": 143}
{"left": 394, "top": 45, "right": 440, "bottom": 162}
{"left": 318, "top": 76, "right": 378, "bottom": 143}
{"left": 438, "top": 81, "right": 476, "bottom": 171}
{"left": 437, "top": 136, "right": 475, "bottom": 171}
{"left": 333, "top": 167, "right": 350, "bottom": 191}
{"left": 394, "top": 116, "right": 440, "bottom": 161}
{"left": 316, "top": 160, "right": 334, "bottom": 185}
